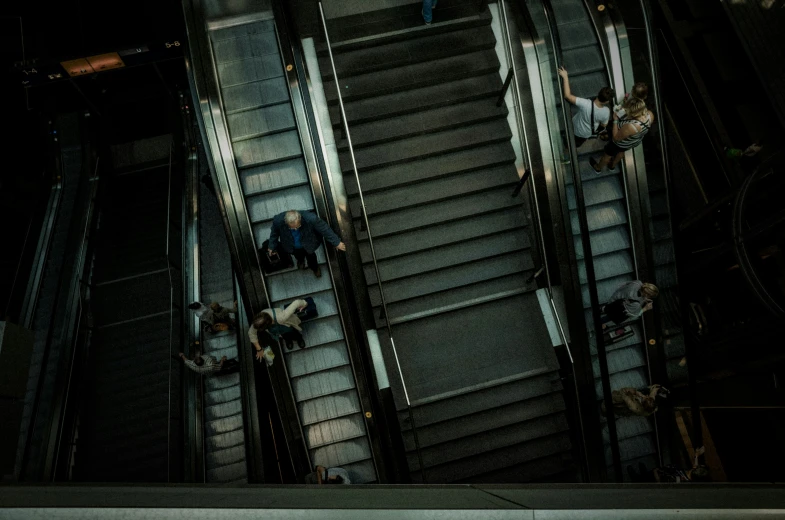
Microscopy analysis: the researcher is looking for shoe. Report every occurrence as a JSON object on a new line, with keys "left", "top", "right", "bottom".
{"left": 422, "top": 10, "right": 431, "bottom": 24}
{"left": 607, "top": 163, "right": 617, "bottom": 173}
{"left": 314, "top": 267, "right": 322, "bottom": 278}
{"left": 297, "top": 258, "right": 305, "bottom": 269}
{"left": 589, "top": 156, "right": 602, "bottom": 174}
{"left": 285, "top": 341, "right": 294, "bottom": 351}
{"left": 297, "top": 338, "right": 306, "bottom": 349}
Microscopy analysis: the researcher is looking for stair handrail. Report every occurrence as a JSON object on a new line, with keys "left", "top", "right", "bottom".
{"left": 318, "top": 1, "right": 427, "bottom": 482}
{"left": 538, "top": 0, "right": 624, "bottom": 480}
{"left": 497, "top": 0, "right": 592, "bottom": 476}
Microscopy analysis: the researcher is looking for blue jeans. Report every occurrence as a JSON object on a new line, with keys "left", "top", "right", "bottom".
{"left": 423, "top": 0, "right": 437, "bottom": 22}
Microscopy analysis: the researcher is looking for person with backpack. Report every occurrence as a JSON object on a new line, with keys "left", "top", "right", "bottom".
{"left": 558, "top": 66, "right": 614, "bottom": 148}
{"left": 249, "top": 298, "right": 309, "bottom": 356}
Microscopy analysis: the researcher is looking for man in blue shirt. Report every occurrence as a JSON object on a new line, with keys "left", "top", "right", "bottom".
{"left": 267, "top": 210, "right": 345, "bottom": 278}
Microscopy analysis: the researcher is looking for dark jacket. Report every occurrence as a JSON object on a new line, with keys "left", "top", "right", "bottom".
{"left": 268, "top": 211, "right": 341, "bottom": 254}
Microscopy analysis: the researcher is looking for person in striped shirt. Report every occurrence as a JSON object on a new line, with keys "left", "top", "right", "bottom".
{"left": 178, "top": 351, "right": 238, "bottom": 375}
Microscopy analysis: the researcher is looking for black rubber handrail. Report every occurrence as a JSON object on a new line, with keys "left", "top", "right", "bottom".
{"left": 539, "top": 0, "right": 624, "bottom": 481}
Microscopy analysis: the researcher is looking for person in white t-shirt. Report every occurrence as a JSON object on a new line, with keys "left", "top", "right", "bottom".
{"left": 558, "top": 67, "right": 614, "bottom": 148}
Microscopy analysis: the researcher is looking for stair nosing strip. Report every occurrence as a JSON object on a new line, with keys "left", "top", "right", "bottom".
{"left": 326, "top": 14, "right": 488, "bottom": 52}
{"left": 243, "top": 179, "right": 310, "bottom": 198}
{"left": 405, "top": 407, "right": 568, "bottom": 456}
{"left": 94, "top": 267, "right": 169, "bottom": 286}
{"left": 409, "top": 426, "right": 572, "bottom": 476}
{"left": 407, "top": 366, "right": 554, "bottom": 408}
{"left": 345, "top": 132, "right": 512, "bottom": 175}
{"left": 387, "top": 286, "right": 533, "bottom": 327}
{"left": 368, "top": 242, "right": 530, "bottom": 287}
{"left": 399, "top": 385, "right": 564, "bottom": 434}
{"left": 288, "top": 360, "right": 351, "bottom": 379}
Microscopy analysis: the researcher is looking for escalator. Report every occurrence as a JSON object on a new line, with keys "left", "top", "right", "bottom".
{"left": 72, "top": 135, "right": 183, "bottom": 482}
{"left": 543, "top": 0, "right": 660, "bottom": 476}
{"left": 184, "top": 1, "right": 379, "bottom": 483}
{"left": 193, "top": 160, "right": 249, "bottom": 484}
{"left": 15, "top": 114, "right": 88, "bottom": 479}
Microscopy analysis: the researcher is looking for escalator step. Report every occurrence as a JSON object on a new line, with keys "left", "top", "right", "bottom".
{"left": 291, "top": 364, "right": 355, "bottom": 402}
{"left": 403, "top": 392, "right": 566, "bottom": 453}
{"left": 577, "top": 249, "right": 634, "bottom": 282}
{"left": 566, "top": 174, "right": 624, "bottom": 209}
{"left": 212, "top": 25, "right": 278, "bottom": 64}
{"left": 216, "top": 52, "right": 284, "bottom": 90}
{"left": 206, "top": 428, "right": 246, "bottom": 452}
{"left": 460, "top": 451, "right": 574, "bottom": 484}
{"left": 557, "top": 20, "right": 597, "bottom": 51}
{"left": 602, "top": 415, "right": 652, "bottom": 443}
{"left": 568, "top": 72, "right": 608, "bottom": 102}
{"left": 401, "top": 371, "right": 562, "bottom": 430}
{"left": 574, "top": 226, "right": 631, "bottom": 259}
{"left": 562, "top": 46, "right": 605, "bottom": 77}
{"left": 550, "top": 0, "right": 590, "bottom": 24}
{"left": 581, "top": 273, "right": 633, "bottom": 308}
{"left": 335, "top": 74, "right": 502, "bottom": 127}
{"left": 324, "top": 50, "right": 500, "bottom": 104}
{"left": 605, "top": 433, "right": 657, "bottom": 466}
{"left": 309, "top": 437, "right": 373, "bottom": 470}
{"left": 361, "top": 184, "right": 522, "bottom": 238}
{"left": 227, "top": 102, "right": 296, "bottom": 143}
{"left": 246, "top": 183, "right": 312, "bottom": 224}
{"left": 377, "top": 270, "right": 528, "bottom": 328}
{"left": 591, "top": 345, "right": 646, "bottom": 377}
{"left": 594, "top": 367, "right": 649, "bottom": 399}
{"left": 233, "top": 130, "right": 302, "bottom": 169}
{"left": 286, "top": 340, "right": 350, "bottom": 378}
{"left": 205, "top": 400, "right": 243, "bottom": 422}
{"left": 205, "top": 383, "right": 242, "bottom": 408}
{"left": 207, "top": 460, "right": 247, "bottom": 482}
{"left": 223, "top": 76, "right": 289, "bottom": 115}
{"left": 211, "top": 18, "right": 274, "bottom": 44}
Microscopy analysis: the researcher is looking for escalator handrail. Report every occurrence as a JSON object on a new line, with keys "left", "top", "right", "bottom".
{"left": 318, "top": 1, "right": 427, "bottom": 483}
{"left": 539, "top": 0, "right": 624, "bottom": 481}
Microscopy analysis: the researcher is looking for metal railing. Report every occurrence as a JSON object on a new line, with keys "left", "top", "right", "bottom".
{"left": 497, "top": 0, "right": 590, "bottom": 476}
{"left": 318, "top": 1, "right": 427, "bottom": 482}
{"left": 164, "top": 141, "right": 177, "bottom": 483}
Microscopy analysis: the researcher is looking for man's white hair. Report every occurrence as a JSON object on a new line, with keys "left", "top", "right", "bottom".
{"left": 284, "top": 210, "right": 301, "bottom": 224}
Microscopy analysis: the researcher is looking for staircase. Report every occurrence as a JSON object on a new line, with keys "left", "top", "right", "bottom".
{"left": 549, "top": 0, "right": 658, "bottom": 477}
{"left": 74, "top": 139, "right": 180, "bottom": 482}
{"left": 198, "top": 180, "right": 248, "bottom": 484}
{"left": 318, "top": 1, "right": 575, "bottom": 483}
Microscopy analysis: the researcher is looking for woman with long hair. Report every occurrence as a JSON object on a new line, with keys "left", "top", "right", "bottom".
{"left": 590, "top": 94, "right": 654, "bottom": 173}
